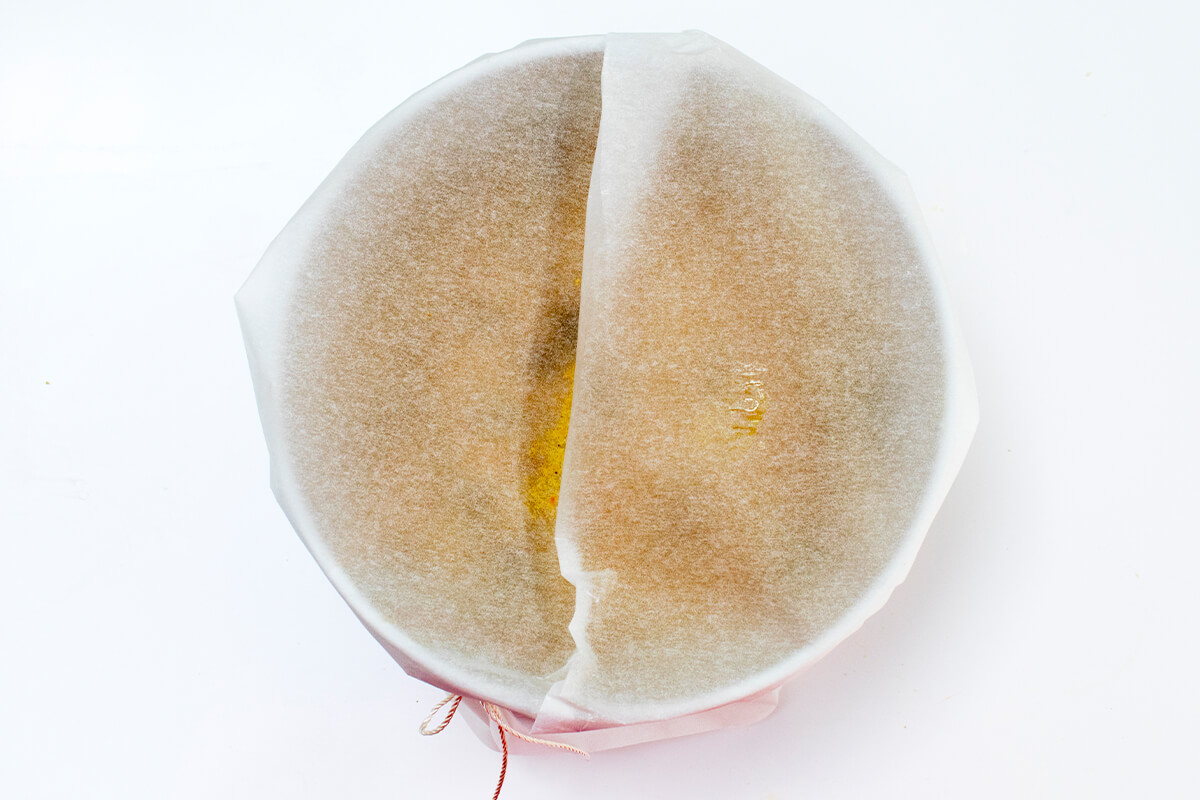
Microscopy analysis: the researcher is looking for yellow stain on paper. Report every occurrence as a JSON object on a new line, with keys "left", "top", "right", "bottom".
{"left": 731, "top": 364, "right": 767, "bottom": 435}
{"left": 525, "top": 362, "right": 575, "bottom": 523}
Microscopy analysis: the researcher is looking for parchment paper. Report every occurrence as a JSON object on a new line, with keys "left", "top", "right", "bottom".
{"left": 237, "top": 31, "right": 977, "bottom": 748}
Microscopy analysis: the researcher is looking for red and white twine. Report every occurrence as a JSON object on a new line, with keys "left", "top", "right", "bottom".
{"left": 420, "top": 693, "right": 589, "bottom": 799}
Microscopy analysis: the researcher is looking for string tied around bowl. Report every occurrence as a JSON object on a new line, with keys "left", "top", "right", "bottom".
{"left": 420, "top": 693, "right": 589, "bottom": 799}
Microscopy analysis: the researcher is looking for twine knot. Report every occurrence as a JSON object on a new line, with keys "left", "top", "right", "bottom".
{"left": 420, "top": 693, "right": 589, "bottom": 799}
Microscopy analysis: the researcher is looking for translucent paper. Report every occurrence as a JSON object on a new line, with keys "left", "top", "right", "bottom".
{"left": 237, "top": 31, "right": 977, "bottom": 750}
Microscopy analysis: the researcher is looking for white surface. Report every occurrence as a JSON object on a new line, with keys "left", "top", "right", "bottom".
{"left": 1, "top": 1, "right": 1196, "bottom": 798}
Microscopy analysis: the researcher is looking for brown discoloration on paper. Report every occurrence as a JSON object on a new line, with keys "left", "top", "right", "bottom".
{"left": 555, "top": 43, "right": 945, "bottom": 711}
{"left": 279, "top": 49, "right": 602, "bottom": 698}
{"left": 253, "top": 33, "right": 954, "bottom": 724}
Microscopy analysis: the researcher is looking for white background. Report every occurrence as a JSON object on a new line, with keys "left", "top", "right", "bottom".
{"left": 2, "top": 1, "right": 1197, "bottom": 797}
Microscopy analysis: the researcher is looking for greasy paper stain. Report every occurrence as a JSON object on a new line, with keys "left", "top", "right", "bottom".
{"left": 730, "top": 363, "right": 767, "bottom": 435}
{"left": 525, "top": 362, "right": 576, "bottom": 526}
